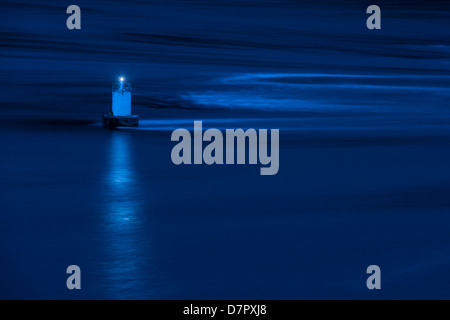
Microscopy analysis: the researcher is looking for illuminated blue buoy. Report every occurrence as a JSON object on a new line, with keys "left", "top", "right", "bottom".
{"left": 103, "top": 77, "right": 139, "bottom": 128}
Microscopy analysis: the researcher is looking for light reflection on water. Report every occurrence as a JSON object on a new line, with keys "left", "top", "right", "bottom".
{"left": 182, "top": 72, "right": 450, "bottom": 112}
{"left": 100, "top": 131, "right": 153, "bottom": 298}
{"left": 105, "top": 132, "right": 139, "bottom": 228}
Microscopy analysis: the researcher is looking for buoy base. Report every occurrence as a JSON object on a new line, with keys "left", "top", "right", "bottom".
{"left": 102, "top": 113, "right": 139, "bottom": 128}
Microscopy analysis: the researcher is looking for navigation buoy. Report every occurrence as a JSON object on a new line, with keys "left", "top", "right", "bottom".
{"left": 103, "top": 77, "right": 139, "bottom": 128}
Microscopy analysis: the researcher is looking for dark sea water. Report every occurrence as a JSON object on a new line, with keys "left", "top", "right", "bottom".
{"left": 1, "top": 0, "right": 450, "bottom": 299}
